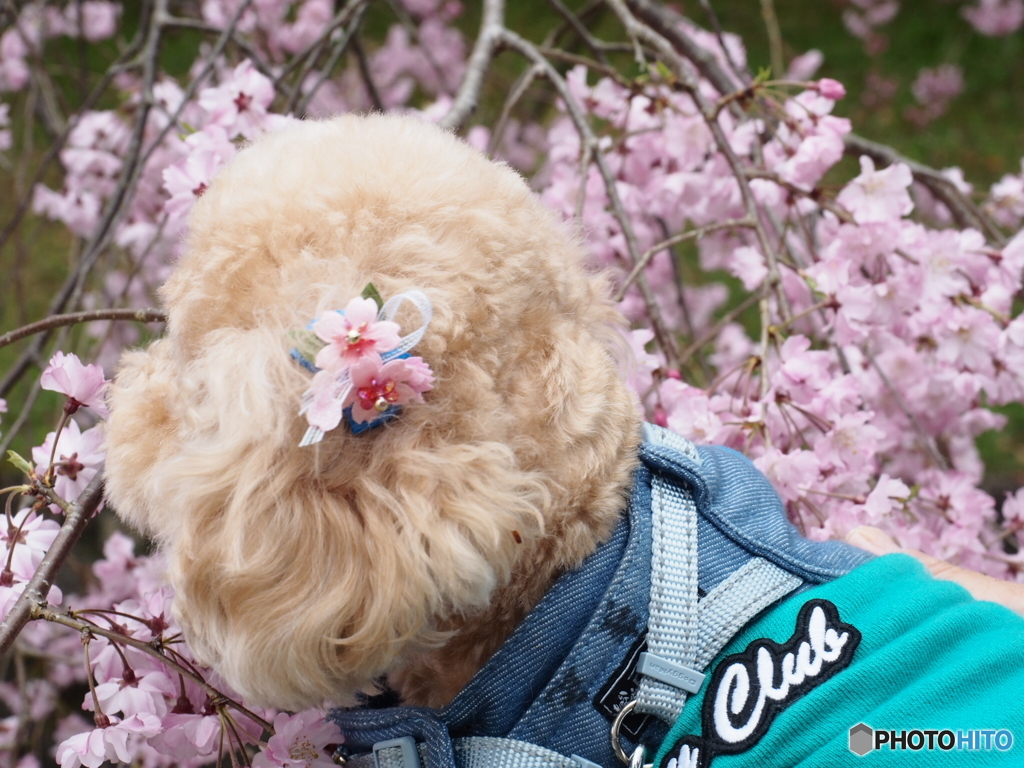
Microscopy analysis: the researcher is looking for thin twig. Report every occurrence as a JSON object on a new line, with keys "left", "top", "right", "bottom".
{"left": 867, "top": 353, "right": 951, "bottom": 471}
{"left": 495, "top": 26, "right": 681, "bottom": 367}
{"left": 35, "top": 607, "right": 273, "bottom": 733}
{"left": 759, "top": 0, "right": 785, "bottom": 78}
{"left": 615, "top": 218, "right": 755, "bottom": 301}
{"left": 294, "top": 0, "right": 372, "bottom": 115}
{"left": 0, "top": 308, "right": 165, "bottom": 351}
{"left": 351, "top": 36, "right": 384, "bottom": 112}
{"left": 544, "top": 0, "right": 612, "bottom": 65}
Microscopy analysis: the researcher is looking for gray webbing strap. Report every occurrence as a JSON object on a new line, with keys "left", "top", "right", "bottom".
{"left": 345, "top": 737, "right": 593, "bottom": 768}
{"left": 634, "top": 460, "right": 702, "bottom": 722}
{"left": 692, "top": 558, "right": 802, "bottom": 671}
{"left": 635, "top": 427, "right": 801, "bottom": 723}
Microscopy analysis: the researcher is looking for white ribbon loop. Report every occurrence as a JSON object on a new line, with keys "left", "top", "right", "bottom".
{"left": 379, "top": 290, "right": 433, "bottom": 360}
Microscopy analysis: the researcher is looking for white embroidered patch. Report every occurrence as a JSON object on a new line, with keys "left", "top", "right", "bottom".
{"left": 666, "top": 743, "right": 699, "bottom": 768}
{"left": 660, "top": 599, "right": 860, "bottom": 768}
{"left": 713, "top": 603, "right": 852, "bottom": 744}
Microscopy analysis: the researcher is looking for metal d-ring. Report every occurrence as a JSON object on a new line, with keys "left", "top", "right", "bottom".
{"left": 611, "top": 700, "right": 653, "bottom": 767}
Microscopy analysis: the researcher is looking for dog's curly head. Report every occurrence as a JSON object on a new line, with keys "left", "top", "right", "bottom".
{"left": 104, "top": 114, "right": 640, "bottom": 709}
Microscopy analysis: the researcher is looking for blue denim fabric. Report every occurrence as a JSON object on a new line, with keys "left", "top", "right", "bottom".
{"left": 329, "top": 427, "right": 872, "bottom": 767}
{"left": 640, "top": 439, "right": 872, "bottom": 590}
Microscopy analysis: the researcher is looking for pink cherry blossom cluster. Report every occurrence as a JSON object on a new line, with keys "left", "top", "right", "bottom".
{"left": 962, "top": 0, "right": 1024, "bottom": 35}
{"left": 0, "top": 2, "right": 120, "bottom": 93}
{"left": 536, "top": 34, "right": 1024, "bottom": 581}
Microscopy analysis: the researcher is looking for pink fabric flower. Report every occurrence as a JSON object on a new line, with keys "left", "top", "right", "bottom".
{"left": 252, "top": 710, "right": 342, "bottom": 768}
{"left": 344, "top": 355, "right": 434, "bottom": 425}
{"left": 312, "top": 298, "right": 401, "bottom": 372}
{"left": 40, "top": 352, "right": 109, "bottom": 416}
{"left": 302, "top": 369, "right": 351, "bottom": 433}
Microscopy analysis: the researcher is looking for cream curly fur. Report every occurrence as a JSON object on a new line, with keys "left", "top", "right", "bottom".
{"left": 104, "top": 114, "right": 641, "bottom": 710}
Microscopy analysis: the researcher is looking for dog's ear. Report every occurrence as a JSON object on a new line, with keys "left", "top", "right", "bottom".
{"left": 104, "top": 340, "right": 184, "bottom": 539}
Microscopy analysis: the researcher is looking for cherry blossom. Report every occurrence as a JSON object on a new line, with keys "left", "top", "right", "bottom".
{"left": 622, "top": 329, "right": 662, "bottom": 397}
{"left": 198, "top": 60, "right": 276, "bottom": 139}
{"left": 836, "top": 156, "right": 914, "bottom": 223}
{"left": 0, "top": 559, "right": 62, "bottom": 622}
{"left": 252, "top": 710, "right": 343, "bottom": 768}
{"left": 31, "top": 420, "right": 106, "bottom": 504}
{"left": 1, "top": 507, "right": 60, "bottom": 577}
{"left": 985, "top": 161, "right": 1024, "bottom": 229}
{"left": 61, "top": 2, "right": 120, "bottom": 42}
{"left": 815, "top": 78, "right": 846, "bottom": 100}
{"left": 40, "top": 351, "right": 110, "bottom": 416}
{"left": 786, "top": 50, "right": 824, "bottom": 80}
{"left": 91, "top": 669, "right": 178, "bottom": 719}
{"left": 162, "top": 129, "right": 235, "bottom": 221}
{"left": 962, "top": 0, "right": 1024, "bottom": 35}
{"left": 56, "top": 714, "right": 161, "bottom": 768}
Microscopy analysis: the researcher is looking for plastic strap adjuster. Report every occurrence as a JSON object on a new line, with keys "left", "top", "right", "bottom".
{"left": 637, "top": 651, "right": 705, "bottom": 694}
{"left": 372, "top": 736, "right": 421, "bottom": 768}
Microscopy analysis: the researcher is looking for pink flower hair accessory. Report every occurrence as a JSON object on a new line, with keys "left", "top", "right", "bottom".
{"left": 290, "top": 285, "right": 434, "bottom": 446}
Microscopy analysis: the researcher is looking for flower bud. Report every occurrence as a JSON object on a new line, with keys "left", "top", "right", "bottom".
{"left": 816, "top": 78, "right": 846, "bottom": 100}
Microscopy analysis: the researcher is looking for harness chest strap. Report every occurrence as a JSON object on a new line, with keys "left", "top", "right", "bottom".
{"left": 634, "top": 427, "right": 802, "bottom": 725}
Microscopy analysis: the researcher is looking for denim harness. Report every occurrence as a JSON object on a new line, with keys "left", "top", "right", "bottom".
{"left": 329, "top": 425, "right": 871, "bottom": 768}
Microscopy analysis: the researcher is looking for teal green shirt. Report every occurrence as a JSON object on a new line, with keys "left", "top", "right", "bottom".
{"left": 654, "top": 554, "right": 1024, "bottom": 767}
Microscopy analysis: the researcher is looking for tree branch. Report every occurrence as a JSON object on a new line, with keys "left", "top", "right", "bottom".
{"left": 440, "top": 0, "right": 506, "bottom": 131}
{"left": 0, "top": 474, "right": 104, "bottom": 659}
{"left": 0, "top": 308, "right": 165, "bottom": 351}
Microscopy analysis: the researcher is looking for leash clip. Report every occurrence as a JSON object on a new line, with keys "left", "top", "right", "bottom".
{"left": 611, "top": 700, "right": 653, "bottom": 767}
